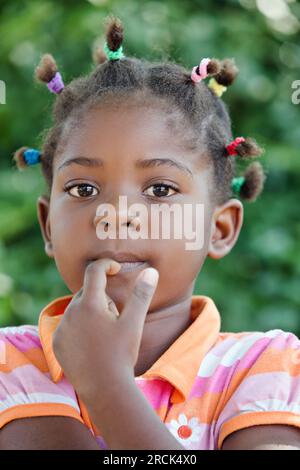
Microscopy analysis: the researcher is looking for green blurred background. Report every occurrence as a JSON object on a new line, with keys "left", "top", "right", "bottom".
{"left": 0, "top": 0, "right": 299, "bottom": 335}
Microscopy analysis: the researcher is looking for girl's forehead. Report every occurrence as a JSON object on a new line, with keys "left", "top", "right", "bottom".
{"left": 77, "top": 103, "right": 183, "bottom": 137}
{"left": 56, "top": 103, "right": 207, "bottom": 171}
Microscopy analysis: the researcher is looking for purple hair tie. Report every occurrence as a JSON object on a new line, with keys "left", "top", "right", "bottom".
{"left": 47, "top": 71, "right": 64, "bottom": 94}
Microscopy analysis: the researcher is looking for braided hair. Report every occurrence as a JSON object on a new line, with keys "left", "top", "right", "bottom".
{"left": 13, "top": 15, "right": 266, "bottom": 204}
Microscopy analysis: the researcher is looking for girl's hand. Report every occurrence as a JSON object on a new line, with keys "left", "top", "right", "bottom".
{"left": 52, "top": 258, "right": 159, "bottom": 400}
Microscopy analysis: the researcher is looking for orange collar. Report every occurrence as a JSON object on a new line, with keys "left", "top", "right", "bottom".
{"left": 38, "top": 294, "right": 221, "bottom": 404}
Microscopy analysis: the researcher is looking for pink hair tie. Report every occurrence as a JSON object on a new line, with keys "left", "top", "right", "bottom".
{"left": 191, "top": 58, "right": 211, "bottom": 83}
{"left": 47, "top": 71, "right": 64, "bottom": 94}
{"left": 226, "top": 137, "right": 245, "bottom": 156}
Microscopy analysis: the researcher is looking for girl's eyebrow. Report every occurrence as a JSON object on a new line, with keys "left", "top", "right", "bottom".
{"left": 135, "top": 157, "right": 194, "bottom": 179}
{"left": 57, "top": 156, "right": 103, "bottom": 172}
{"left": 57, "top": 156, "right": 194, "bottom": 179}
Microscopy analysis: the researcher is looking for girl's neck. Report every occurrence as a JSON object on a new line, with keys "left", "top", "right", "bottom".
{"left": 134, "top": 289, "right": 195, "bottom": 377}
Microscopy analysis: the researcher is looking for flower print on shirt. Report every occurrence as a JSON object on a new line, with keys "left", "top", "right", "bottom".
{"left": 166, "top": 413, "right": 203, "bottom": 448}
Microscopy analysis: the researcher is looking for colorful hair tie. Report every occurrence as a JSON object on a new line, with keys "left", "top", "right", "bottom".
{"left": 226, "top": 137, "right": 246, "bottom": 156}
{"left": 23, "top": 148, "right": 41, "bottom": 166}
{"left": 191, "top": 58, "right": 211, "bottom": 83}
{"left": 208, "top": 77, "right": 227, "bottom": 97}
{"left": 231, "top": 176, "right": 245, "bottom": 195}
{"left": 47, "top": 71, "right": 64, "bottom": 94}
{"left": 103, "top": 41, "right": 124, "bottom": 61}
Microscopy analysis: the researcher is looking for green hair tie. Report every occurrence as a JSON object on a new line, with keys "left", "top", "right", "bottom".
{"left": 103, "top": 41, "right": 124, "bottom": 61}
{"left": 231, "top": 176, "right": 245, "bottom": 195}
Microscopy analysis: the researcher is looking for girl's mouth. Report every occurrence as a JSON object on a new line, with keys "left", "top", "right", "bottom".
{"left": 118, "top": 261, "right": 149, "bottom": 273}
{"left": 86, "top": 252, "right": 150, "bottom": 274}
{"left": 86, "top": 259, "right": 149, "bottom": 273}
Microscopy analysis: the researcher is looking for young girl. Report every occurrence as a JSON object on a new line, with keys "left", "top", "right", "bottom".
{"left": 1, "top": 16, "right": 300, "bottom": 450}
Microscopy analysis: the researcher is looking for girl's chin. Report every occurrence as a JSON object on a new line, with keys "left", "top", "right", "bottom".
{"left": 106, "top": 284, "right": 158, "bottom": 316}
{"left": 106, "top": 292, "right": 125, "bottom": 314}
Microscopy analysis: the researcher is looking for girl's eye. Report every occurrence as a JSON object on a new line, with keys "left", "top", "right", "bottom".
{"left": 65, "top": 183, "right": 99, "bottom": 198}
{"left": 143, "top": 183, "right": 178, "bottom": 198}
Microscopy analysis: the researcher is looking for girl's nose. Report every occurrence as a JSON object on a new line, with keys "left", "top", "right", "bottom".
{"left": 93, "top": 208, "right": 141, "bottom": 232}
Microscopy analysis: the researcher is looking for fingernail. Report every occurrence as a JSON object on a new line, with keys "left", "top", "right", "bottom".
{"left": 110, "top": 260, "right": 121, "bottom": 272}
{"left": 141, "top": 268, "right": 159, "bottom": 286}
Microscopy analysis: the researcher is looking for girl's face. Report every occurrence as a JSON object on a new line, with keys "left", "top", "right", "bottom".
{"left": 37, "top": 102, "right": 243, "bottom": 313}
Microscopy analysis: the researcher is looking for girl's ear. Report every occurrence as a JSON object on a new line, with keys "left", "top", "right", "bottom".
{"left": 37, "top": 195, "right": 54, "bottom": 258}
{"left": 207, "top": 198, "right": 244, "bottom": 259}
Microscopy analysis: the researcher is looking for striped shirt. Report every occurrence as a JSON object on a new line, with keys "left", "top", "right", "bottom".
{"left": 0, "top": 294, "right": 300, "bottom": 449}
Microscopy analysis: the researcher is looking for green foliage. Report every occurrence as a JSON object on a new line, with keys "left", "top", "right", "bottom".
{"left": 0, "top": 0, "right": 299, "bottom": 335}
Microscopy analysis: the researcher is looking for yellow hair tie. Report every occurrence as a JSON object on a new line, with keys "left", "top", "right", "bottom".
{"left": 208, "top": 77, "right": 227, "bottom": 97}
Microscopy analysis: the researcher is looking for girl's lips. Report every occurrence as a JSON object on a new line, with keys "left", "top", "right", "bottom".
{"left": 117, "top": 261, "right": 149, "bottom": 273}
{"left": 86, "top": 260, "right": 149, "bottom": 272}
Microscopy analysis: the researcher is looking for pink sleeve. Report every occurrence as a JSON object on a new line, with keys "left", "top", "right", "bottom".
{"left": 215, "top": 329, "right": 300, "bottom": 449}
{"left": 0, "top": 326, "right": 84, "bottom": 430}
